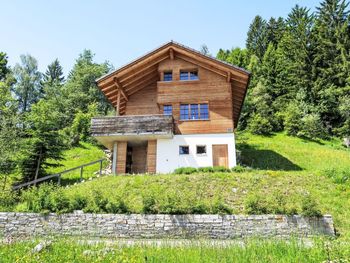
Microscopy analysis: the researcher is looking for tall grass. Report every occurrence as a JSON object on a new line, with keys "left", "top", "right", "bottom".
{"left": 0, "top": 238, "right": 349, "bottom": 263}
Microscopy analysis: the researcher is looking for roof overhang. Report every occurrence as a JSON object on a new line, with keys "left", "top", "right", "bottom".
{"left": 96, "top": 41, "right": 251, "bottom": 127}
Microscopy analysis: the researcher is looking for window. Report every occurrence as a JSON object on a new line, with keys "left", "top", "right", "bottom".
{"left": 196, "top": 145, "right": 207, "bottom": 155}
{"left": 180, "top": 103, "right": 209, "bottom": 120}
{"left": 190, "top": 104, "right": 199, "bottom": 120}
{"left": 180, "top": 70, "right": 198, "bottom": 80}
{"left": 200, "top": 104, "right": 209, "bottom": 120}
{"left": 179, "top": 145, "right": 189, "bottom": 155}
{"left": 163, "top": 105, "right": 172, "bottom": 115}
{"left": 163, "top": 71, "right": 172, "bottom": 81}
{"left": 180, "top": 104, "right": 189, "bottom": 120}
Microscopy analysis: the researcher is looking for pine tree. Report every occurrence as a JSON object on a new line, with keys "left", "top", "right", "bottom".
{"left": 311, "top": 0, "right": 350, "bottom": 132}
{"left": 266, "top": 17, "right": 286, "bottom": 47}
{"left": 43, "top": 59, "right": 65, "bottom": 85}
{"left": 246, "top": 16, "right": 268, "bottom": 61}
{"left": 0, "top": 52, "right": 9, "bottom": 81}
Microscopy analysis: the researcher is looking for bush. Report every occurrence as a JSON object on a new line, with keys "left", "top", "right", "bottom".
{"left": 21, "top": 183, "right": 57, "bottom": 213}
{"left": 213, "top": 166, "right": 230, "bottom": 173}
{"left": 198, "top": 167, "right": 214, "bottom": 173}
{"left": 105, "top": 199, "right": 129, "bottom": 214}
{"left": 0, "top": 191, "right": 19, "bottom": 211}
{"left": 190, "top": 203, "right": 208, "bottom": 214}
{"left": 245, "top": 194, "right": 269, "bottom": 215}
{"left": 142, "top": 196, "right": 158, "bottom": 214}
{"left": 174, "top": 167, "right": 198, "bottom": 174}
{"left": 50, "top": 189, "right": 71, "bottom": 214}
{"left": 211, "top": 199, "right": 232, "bottom": 214}
{"left": 248, "top": 113, "right": 273, "bottom": 135}
{"left": 231, "top": 165, "right": 246, "bottom": 173}
{"left": 301, "top": 195, "right": 322, "bottom": 217}
{"left": 71, "top": 195, "right": 88, "bottom": 210}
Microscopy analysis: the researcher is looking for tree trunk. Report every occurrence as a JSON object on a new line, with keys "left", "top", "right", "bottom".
{"left": 34, "top": 147, "right": 42, "bottom": 186}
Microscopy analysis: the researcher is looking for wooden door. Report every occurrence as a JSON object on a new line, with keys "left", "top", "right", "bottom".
{"left": 212, "top": 144, "right": 228, "bottom": 168}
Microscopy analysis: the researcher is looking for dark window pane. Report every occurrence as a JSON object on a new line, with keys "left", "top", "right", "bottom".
{"left": 163, "top": 105, "right": 172, "bottom": 115}
{"left": 190, "top": 104, "right": 199, "bottom": 120}
{"left": 180, "top": 104, "right": 189, "bottom": 120}
{"left": 179, "top": 146, "right": 189, "bottom": 155}
{"left": 180, "top": 71, "right": 189, "bottom": 80}
{"left": 196, "top": 145, "right": 206, "bottom": 154}
{"left": 200, "top": 104, "right": 209, "bottom": 119}
{"left": 164, "top": 71, "right": 172, "bottom": 81}
{"left": 190, "top": 71, "right": 198, "bottom": 80}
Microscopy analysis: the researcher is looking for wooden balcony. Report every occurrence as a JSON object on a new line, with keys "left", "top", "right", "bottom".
{"left": 91, "top": 115, "right": 174, "bottom": 148}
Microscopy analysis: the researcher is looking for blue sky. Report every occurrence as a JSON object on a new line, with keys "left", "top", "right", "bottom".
{"left": 2, "top": 0, "right": 321, "bottom": 75}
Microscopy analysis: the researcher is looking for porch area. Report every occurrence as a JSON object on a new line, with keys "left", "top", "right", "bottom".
{"left": 91, "top": 115, "right": 174, "bottom": 174}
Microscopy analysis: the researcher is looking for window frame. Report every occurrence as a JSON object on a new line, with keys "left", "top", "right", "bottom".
{"left": 163, "top": 71, "right": 173, "bottom": 82}
{"left": 196, "top": 145, "right": 207, "bottom": 156}
{"left": 179, "top": 103, "right": 209, "bottom": 121}
{"left": 179, "top": 145, "right": 190, "bottom": 155}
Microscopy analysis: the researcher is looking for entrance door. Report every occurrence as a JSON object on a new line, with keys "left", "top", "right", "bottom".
{"left": 212, "top": 144, "right": 228, "bottom": 168}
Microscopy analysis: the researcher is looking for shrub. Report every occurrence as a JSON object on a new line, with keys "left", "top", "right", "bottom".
{"left": 301, "top": 195, "right": 322, "bottom": 217}
{"left": 105, "top": 199, "right": 129, "bottom": 214}
{"left": 21, "top": 183, "right": 57, "bottom": 213}
{"left": 0, "top": 191, "right": 19, "bottom": 211}
{"left": 198, "top": 167, "right": 214, "bottom": 173}
{"left": 142, "top": 196, "right": 158, "bottom": 214}
{"left": 174, "top": 167, "right": 197, "bottom": 174}
{"left": 190, "top": 203, "right": 208, "bottom": 214}
{"left": 71, "top": 195, "right": 88, "bottom": 210}
{"left": 248, "top": 113, "right": 273, "bottom": 135}
{"left": 231, "top": 165, "right": 246, "bottom": 173}
{"left": 245, "top": 194, "right": 269, "bottom": 215}
{"left": 211, "top": 199, "right": 232, "bottom": 214}
{"left": 49, "top": 189, "right": 71, "bottom": 214}
{"left": 213, "top": 166, "right": 230, "bottom": 173}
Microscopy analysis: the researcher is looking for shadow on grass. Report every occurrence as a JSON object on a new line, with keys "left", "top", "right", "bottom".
{"left": 238, "top": 144, "right": 302, "bottom": 171}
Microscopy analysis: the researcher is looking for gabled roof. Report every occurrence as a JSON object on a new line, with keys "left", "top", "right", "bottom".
{"left": 96, "top": 41, "right": 250, "bottom": 127}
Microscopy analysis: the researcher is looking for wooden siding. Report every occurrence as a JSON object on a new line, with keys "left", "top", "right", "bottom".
{"left": 116, "top": 141, "right": 127, "bottom": 174}
{"left": 125, "top": 83, "right": 159, "bottom": 115}
{"left": 157, "top": 58, "right": 233, "bottom": 134}
{"left": 147, "top": 140, "right": 157, "bottom": 173}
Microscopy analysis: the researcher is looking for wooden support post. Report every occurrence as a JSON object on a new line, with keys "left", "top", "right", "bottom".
{"left": 57, "top": 174, "right": 61, "bottom": 185}
{"left": 227, "top": 72, "right": 231, "bottom": 83}
{"left": 169, "top": 48, "right": 174, "bottom": 60}
{"left": 80, "top": 166, "right": 83, "bottom": 182}
{"left": 116, "top": 89, "right": 121, "bottom": 116}
{"left": 99, "top": 160, "right": 102, "bottom": 177}
{"left": 112, "top": 142, "right": 117, "bottom": 175}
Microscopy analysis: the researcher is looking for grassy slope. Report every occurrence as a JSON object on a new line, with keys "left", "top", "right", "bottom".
{"left": 55, "top": 132, "right": 350, "bottom": 239}
{"left": 46, "top": 142, "right": 108, "bottom": 183}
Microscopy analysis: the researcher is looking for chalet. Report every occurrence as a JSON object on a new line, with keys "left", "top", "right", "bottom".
{"left": 91, "top": 41, "right": 250, "bottom": 174}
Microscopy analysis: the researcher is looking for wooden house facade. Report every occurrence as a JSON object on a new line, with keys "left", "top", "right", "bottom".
{"left": 91, "top": 41, "right": 250, "bottom": 174}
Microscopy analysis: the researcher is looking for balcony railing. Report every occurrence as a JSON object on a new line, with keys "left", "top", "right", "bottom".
{"left": 91, "top": 114, "right": 174, "bottom": 138}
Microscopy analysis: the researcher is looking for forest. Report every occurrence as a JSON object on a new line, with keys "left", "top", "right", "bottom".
{"left": 0, "top": 0, "right": 349, "bottom": 185}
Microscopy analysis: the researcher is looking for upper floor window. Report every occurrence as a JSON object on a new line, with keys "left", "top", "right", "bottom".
{"left": 163, "top": 71, "right": 172, "bottom": 81}
{"left": 163, "top": 105, "right": 172, "bottom": 115}
{"left": 180, "top": 70, "right": 199, "bottom": 81}
{"left": 180, "top": 103, "right": 209, "bottom": 120}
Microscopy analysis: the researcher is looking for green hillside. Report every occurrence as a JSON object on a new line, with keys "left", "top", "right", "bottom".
{"left": 5, "top": 132, "right": 350, "bottom": 240}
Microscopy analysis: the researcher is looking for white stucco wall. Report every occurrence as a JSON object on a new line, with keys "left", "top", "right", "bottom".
{"left": 156, "top": 133, "right": 236, "bottom": 173}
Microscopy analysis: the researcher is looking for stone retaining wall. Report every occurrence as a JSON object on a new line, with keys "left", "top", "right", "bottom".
{"left": 0, "top": 212, "right": 335, "bottom": 239}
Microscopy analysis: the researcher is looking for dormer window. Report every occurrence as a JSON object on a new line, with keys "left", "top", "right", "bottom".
{"left": 163, "top": 71, "right": 172, "bottom": 81}
{"left": 180, "top": 70, "right": 199, "bottom": 81}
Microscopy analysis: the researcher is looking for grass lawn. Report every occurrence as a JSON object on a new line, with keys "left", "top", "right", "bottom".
{"left": 1, "top": 238, "right": 349, "bottom": 262}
